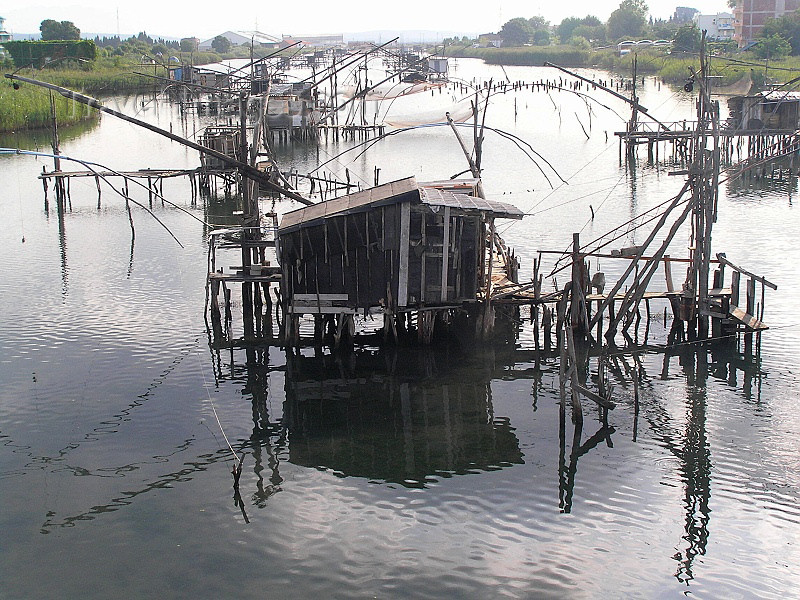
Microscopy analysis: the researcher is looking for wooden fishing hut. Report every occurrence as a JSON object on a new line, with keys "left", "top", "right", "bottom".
{"left": 168, "top": 65, "right": 229, "bottom": 89}
{"left": 251, "top": 80, "right": 318, "bottom": 142}
{"left": 199, "top": 126, "right": 241, "bottom": 170}
{"left": 276, "top": 176, "right": 523, "bottom": 346}
{"left": 428, "top": 57, "right": 449, "bottom": 81}
{"left": 727, "top": 91, "right": 800, "bottom": 131}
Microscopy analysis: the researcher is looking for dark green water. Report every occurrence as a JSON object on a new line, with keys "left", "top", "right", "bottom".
{"left": 1, "top": 60, "right": 799, "bottom": 598}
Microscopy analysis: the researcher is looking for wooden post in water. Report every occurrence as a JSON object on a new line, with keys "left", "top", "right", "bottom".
{"left": 49, "top": 90, "right": 65, "bottom": 207}
{"left": 239, "top": 92, "right": 255, "bottom": 339}
{"left": 686, "top": 34, "right": 719, "bottom": 340}
{"left": 570, "top": 233, "right": 588, "bottom": 341}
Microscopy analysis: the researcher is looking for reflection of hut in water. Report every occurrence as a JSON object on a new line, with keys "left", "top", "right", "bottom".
{"left": 283, "top": 352, "right": 523, "bottom": 485}
{"left": 727, "top": 91, "right": 800, "bottom": 131}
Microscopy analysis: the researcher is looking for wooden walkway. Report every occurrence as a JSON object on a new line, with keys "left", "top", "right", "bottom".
{"left": 615, "top": 127, "right": 799, "bottom": 142}
{"left": 38, "top": 168, "right": 200, "bottom": 180}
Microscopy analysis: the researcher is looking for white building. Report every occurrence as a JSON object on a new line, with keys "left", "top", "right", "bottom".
{"left": 694, "top": 12, "right": 735, "bottom": 41}
{"left": 198, "top": 30, "right": 280, "bottom": 51}
{"left": 0, "top": 16, "right": 12, "bottom": 44}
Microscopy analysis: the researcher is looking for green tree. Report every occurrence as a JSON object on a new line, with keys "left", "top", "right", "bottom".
{"left": 574, "top": 24, "right": 607, "bottom": 44}
{"left": 569, "top": 36, "right": 592, "bottom": 49}
{"left": 761, "top": 10, "right": 800, "bottom": 55}
{"left": 673, "top": 23, "right": 701, "bottom": 52}
{"left": 607, "top": 6, "right": 647, "bottom": 40}
{"left": 533, "top": 29, "right": 551, "bottom": 45}
{"left": 754, "top": 33, "right": 792, "bottom": 59}
{"left": 560, "top": 16, "right": 604, "bottom": 44}
{"left": 180, "top": 38, "right": 198, "bottom": 52}
{"left": 557, "top": 17, "right": 582, "bottom": 43}
{"left": 211, "top": 35, "right": 232, "bottom": 53}
{"left": 500, "top": 17, "right": 534, "bottom": 46}
{"left": 620, "top": 0, "right": 648, "bottom": 17}
{"left": 648, "top": 18, "right": 679, "bottom": 40}
{"left": 40, "top": 19, "right": 81, "bottom": 41}
{"left": 528, "top": 16, "right": 550, "bottom": 30}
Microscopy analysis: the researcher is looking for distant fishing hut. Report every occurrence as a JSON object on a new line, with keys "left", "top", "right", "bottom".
{"left": 276, "top": 176, "right": 523, "bottom": 345}
{"left": 727, "top": 91, "right": 800, "bottom": 131}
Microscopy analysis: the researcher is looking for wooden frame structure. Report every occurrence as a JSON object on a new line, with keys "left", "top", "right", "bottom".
{"left": 277, "top": 176, "right": 522, "bottom": 344}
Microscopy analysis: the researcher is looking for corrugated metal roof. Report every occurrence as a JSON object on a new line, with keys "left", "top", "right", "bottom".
{"left": 279, "top": 177, "right": 419, "bottom": 231}
{"left": 419, "top": 187, "right": 524, "bottom": 219}
{"left": 278, "top": 176, "right": 524, "bottom": 231}
{"left": 758, "top": 91, "right": 800, "bottom": 101}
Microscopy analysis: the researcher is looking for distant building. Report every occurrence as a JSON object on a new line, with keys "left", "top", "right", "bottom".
{"left": 282, "top": 34, "right": 343, "bottom": 47}
{"left": 694, "top": 12, "right": 735, "bottom": 40}
{"left": 674, "top": 7, "right": 700, "bottom": 23}
{"left": 180, "top": 37, "right": 199, "bottom": 51}
{"left": 198, "top": 30, "right": 280, "bottom": 51}
{"left": 478, "top": 33, "right": 503, "bottom": 48}
{"left": 733, "top": 0, "right": 800, "bottom": 47}
{"left": 0, "top": 16, "right": 12, "bottom": 44}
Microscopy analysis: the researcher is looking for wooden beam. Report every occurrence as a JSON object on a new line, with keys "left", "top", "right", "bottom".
{"left": 398, "top": 201, "right": 410, "bottom": 307}
{"left": 6, "top": 74, "right": 313, "bottom": 206}
{"left": 441, "top": 207, "right": 451, "bottom": 303}
{"left": 716, "top": 253, "right": 777, "bottom": 290}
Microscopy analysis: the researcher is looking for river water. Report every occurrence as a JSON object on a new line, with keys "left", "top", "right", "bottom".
{"left": 1, "top": 58, "right": 799, "bottom": 598}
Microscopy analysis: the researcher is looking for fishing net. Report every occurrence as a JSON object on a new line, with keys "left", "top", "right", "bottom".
{"left": 383, "top": 103, "right": 475, "bottom": 127}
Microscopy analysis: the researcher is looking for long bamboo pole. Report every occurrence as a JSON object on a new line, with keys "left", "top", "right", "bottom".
{"left": 545, "top": 61, "right": 671, "bottom": 132}
{"left": 5, "top": 73, "right": 314, "bottom": 206}
{"left": 588, "top": 179, "right": 691, "bottom": 329}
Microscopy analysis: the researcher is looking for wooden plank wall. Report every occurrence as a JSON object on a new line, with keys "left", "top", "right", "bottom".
{"left": 279, "top": 204, "right": 483, "bottom": 311}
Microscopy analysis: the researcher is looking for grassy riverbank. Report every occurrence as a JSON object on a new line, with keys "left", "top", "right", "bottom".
{"left": 0, "top": 57, "right": 165, "bottom": 132}
{"left": 0, "top": 50, "right": 230, "bottom": 133}
{"left": 0, "top": 77, "right": 96, "bottom": 132}
{"left": 446, "top": 44, "right": 800, "bottom": 88}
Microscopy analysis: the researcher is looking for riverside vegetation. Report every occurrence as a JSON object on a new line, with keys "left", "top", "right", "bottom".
{"left": 6, "top": 41, "right": 800, "bottom": 133}
{"left": 1, "top": 49, "right": 223, "bottom": 133}
{"left": 445, "top": 44, "right": 800, "bottom": 90}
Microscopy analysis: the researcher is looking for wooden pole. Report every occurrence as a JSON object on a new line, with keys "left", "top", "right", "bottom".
{"left": 6, "top": 74, "right": 313, "bottom": 206}
{"left": 589, "top": 180, "right": 691, "bottom": 330}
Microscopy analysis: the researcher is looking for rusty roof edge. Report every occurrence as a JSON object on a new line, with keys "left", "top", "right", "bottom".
{"left": 419, "top": 187, "right": 524, "bottom": 219}
{"left": 278, "top": 176, "right": 420, "bottom": 232}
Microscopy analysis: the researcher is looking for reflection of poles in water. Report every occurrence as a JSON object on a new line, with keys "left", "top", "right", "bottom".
{"left": 246, "top": 346, "right": 285, "bottom": 508}
{"left": 400, "top": 382, "right": 417, "bottom": 475}
{"left": 57, "top": 197, "right": 69, "bottom": 298}
{"left": 674, "top": 349, "right": 712, "bottom": 585}
{"left": 646, "top": 346, "right": 714, "bottom": 583}
{"left": 558, "top": 403, "right": 615, "bottom": 514}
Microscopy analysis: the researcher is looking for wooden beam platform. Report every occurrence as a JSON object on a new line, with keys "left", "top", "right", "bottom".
{"left": 728, "top": 305, "right": 768, "bottom": 331}
{"left": 493, "top": 285, "right": 682, "bottom": 305}
{"left": 208, "top": 271, "right": 281, "bottom": 283}
{"left": 39, "top": 168, "right": 201, "bottom": 179}
{"left": 615, "top": 128, "right": 798, "bottom": 142}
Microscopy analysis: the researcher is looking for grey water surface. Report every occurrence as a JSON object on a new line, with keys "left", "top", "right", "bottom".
{"left": 1, "top": 59, "right": 799, "bottom": 598}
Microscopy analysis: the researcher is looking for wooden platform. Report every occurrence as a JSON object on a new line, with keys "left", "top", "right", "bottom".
{"left": 38, "top": 168, "right": 199, "bottom": 180}
{"left": 208, "top": 266, "right": 281, "bottom": 284}
{"left": 728, "top": 305, "right": 768, "bottom": 331}
{"left": 493, "top": 283, "right": 682, "bottom": 305}
{"left": 614, "top": 128, "right": 798, "bottom": 142}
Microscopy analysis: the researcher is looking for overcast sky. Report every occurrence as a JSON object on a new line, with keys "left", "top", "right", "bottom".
{"left": 4, "top": 1, "right": 731, "bottom": 40}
